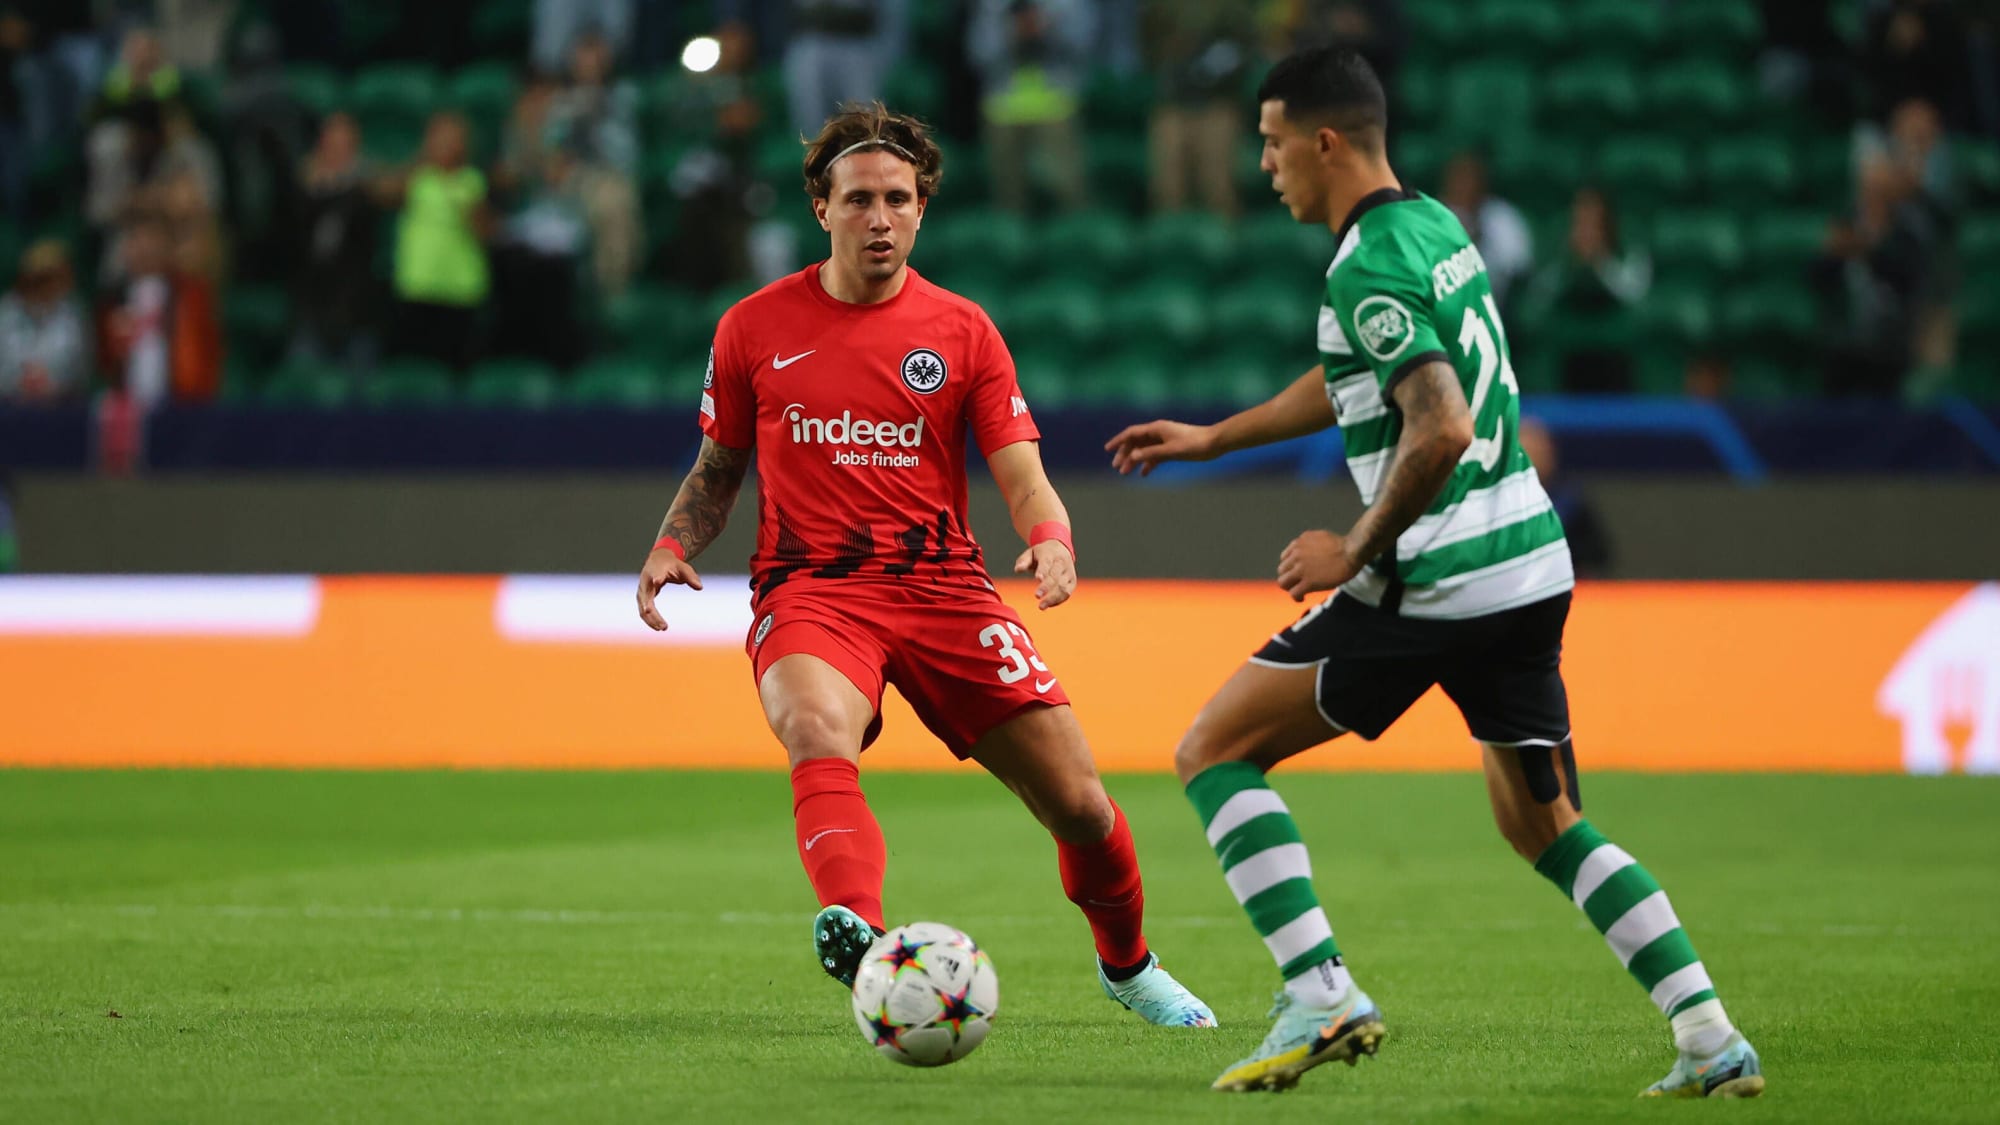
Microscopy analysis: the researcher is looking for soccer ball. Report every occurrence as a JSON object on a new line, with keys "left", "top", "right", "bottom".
{"left": 850, "top": 922, "right": 998, "bottom": 1067}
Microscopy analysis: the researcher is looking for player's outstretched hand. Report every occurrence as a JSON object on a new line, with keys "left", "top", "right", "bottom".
{"left": 1014, "top": 540, "right": 1076, "bottom": 610}
{"left": 1278, "top": 529, "right": 1360, "bottom": 602}
{"left": 1104, "top": 420, "right": 1218, "bottom": 476}
{"left": 636, "top": 546, "right": 704, "bottom": 631}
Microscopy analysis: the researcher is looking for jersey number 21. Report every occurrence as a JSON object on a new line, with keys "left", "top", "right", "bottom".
{"left": 1455, "top": 293, "right": 1519, "bottom": 472}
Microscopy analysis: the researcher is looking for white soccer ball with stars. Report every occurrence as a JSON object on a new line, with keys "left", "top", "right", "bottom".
{"left": 850, "top": 922, "right": 998, "bottom": 1067}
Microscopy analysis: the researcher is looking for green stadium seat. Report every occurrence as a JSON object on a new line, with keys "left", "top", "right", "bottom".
{"left": 1666, "top": 0, "right": 1764, "bottom": 57}
{"left": 1011, "top": 348, "right": 1074, "bottom": 411}
{"left": 999, "top": 280, "right": 1106, "bottom": 352}
{"left": 1238, "top": 211, "right": 1336, "bottom": 281}
{"left": 223, "top": 285, "right": 290, "bottom": 369}
{"left": 361, "top": 121, "right": 423, "bottom": 165}
{"left": 464, "top": 359, "right": 559, "bottom": 409}
{"left": 1209, "top": 281, "right": 1318, "bottom": 364}
{"left": 1491, "top": 136, "right": 1588, "bottom": 215}
{"left": 1477, "top": 0, "right": 1570, "bottom": 59}
{"left": 1651, "top": 210, "right": 1745, "bottom": 278}
{"left": 1397, "top": 67, "right": 1441, "bottom": 131}
{"left": 569, "top": 357, "right": 672, "bottom": 408}
{"left": 1105, "top": 281, "right": 1208, "bottom": 352}
{"left": 1954, "top": 138, "right": 2000, "bottom": 203}
{"left": 603, "top": 283, "right": 707, "bottom": 358}
{"left": 1595, "top": 136, "right": 1695, "bottom": 210}
{"left": 1443, "top": 62, "right": 1536, "bottom": 144}
{"left": 470, "top": 0, "right": 531, "bottom": 58}
{"left": 1731, "top": 358, "right": 1814, "bottom": 400}
{"left": 1959, "top": 213, "right": 2000, "bottom": 266}
{"left": 1717, "top": 282, "right": 1817, "bottom": 348}
{"left": 286, "top": 65, "right": 344, "bottom": 118}
{"left": 1083, "top": 352, "right": 1176, "bottom": 411}
{"left": 883, "top": 62, "right": 945, "bottom": 123}
{"left": 1647, "top": 62, "right": 1751, "bottom": 128}
{"left": 1705, "top": 136, "right": 1798, "bottom": 198}
{"left": 914, "top": 208, "right": 1030, "bottom": 288}
{"left": 350, "top": 63, "right": 441, "bottom": 135}
{"left": 1187, "top": 355, "right": 1284, "bottom": 410}
{"left": 446, "top": 63, "right": 518, "bottom": 158}
{"left": 363, "top": 360, "right": 456, "bottom": 407}
{"left": 1404, "top": 0, "right": 1478, "bottom": 57}
{"left": 937, "top": 138, "right": 991, "bottom": 207}
{"left": 1638, "top": 280, "right": 1716, "bottom": 345}
{"left": 1542, "top": 58, "right": 1642, "bottom": 136}
{"left": 1394, "top": 131, "right": 1449, "bottom": 195}
{"left": 1086, "top": 132, "right": 1150, "bottom": 215}
{"left": 261, "top": 362, "right": 352, "bottom": 408}
{"left": 1744, "top": 209, "right": 1830, "bottom": 275}
{"left": 1138, "top": 212, "right": 1238, "bottom": 280}
{"left": 1038, "top": 210, "right": 1138, "bottom": 280}
{"left": 1084, "top": 67, "right": 1154, "bottom": 131}
{"left": 1571, "top": 0, "right": 1666, "bottom": 57}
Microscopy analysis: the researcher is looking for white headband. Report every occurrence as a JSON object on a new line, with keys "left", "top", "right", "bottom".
{"left": 829, "top": 137, "right": 918, "bottom": 166}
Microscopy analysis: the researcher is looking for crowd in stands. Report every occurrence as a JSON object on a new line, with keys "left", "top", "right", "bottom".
{"left": 3, "top": 0, "right": 2000, "bottom": 412}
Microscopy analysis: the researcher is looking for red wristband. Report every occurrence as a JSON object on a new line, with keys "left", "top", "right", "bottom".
{"left": 651, "top": 535, "right": 686, "bottom": 560}
{"left": 1029, "top": 521, "right": 1073, "bottom": 561}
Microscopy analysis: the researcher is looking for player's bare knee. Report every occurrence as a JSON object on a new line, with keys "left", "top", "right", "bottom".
{"left": 1174, "top": 724, "right": 1266, "bottom": 784}
{"left": 1042, "top": 789, "right": 1115, "bottom": 844}
{"left": 1497, "top": 810, "right": 1563, "bottom": 862}
{"left": 771, "top": 705, "right": 859, "bottom": 764}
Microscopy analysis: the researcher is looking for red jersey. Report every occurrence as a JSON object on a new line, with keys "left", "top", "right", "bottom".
{"left": 701, "top": 264, "right": 1040, "bottom": 602}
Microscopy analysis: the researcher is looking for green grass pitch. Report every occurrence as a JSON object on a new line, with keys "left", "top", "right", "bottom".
{"left": 2, "top": 769, "right": 1996, "bottom": 1123}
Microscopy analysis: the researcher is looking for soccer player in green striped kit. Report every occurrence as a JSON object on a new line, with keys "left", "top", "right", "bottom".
{"left": 1107, "top": 46, "right": 1763, "bottom": 1098}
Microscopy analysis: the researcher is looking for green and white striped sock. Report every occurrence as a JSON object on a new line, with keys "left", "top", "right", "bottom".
{"left": 1188, "top": 762, "right": 1352, "bottom": 1005}
{"left": 1535, "top": 820, "right": 1736, "bottom": 1058}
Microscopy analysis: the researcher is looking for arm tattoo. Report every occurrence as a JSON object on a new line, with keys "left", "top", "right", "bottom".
{"left": 656, "top": 438, "right": 751, "bottom": 561}
{"left": 1345, "top": 363, "right": 1474, "bottom": 569}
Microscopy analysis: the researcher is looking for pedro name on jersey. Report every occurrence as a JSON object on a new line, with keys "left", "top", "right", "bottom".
{"left": 1317, "top": 191, "right": 1574, "bottom": 620}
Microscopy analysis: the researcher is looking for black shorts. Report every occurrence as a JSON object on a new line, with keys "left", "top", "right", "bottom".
{"left": 1251, "top": 591, "right": 1572, "bottom": 746}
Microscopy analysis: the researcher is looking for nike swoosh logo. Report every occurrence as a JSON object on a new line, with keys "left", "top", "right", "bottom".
{"left": 1033, "top": 678, "right": 1056, "bottom": 693}
{"left": 804, "top": 827, "right": 855, "bottom": 850}
{"left": 772, "top": 350, "right": 816, "bottom": 369}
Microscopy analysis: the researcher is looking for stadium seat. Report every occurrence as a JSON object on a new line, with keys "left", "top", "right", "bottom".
{"left": 1086, "top": 132, "right": 1150, "bottom": 215}
{"left": 1650, "top": 209, "right": 1745, "bottom": 277}
{"left": 362, "top": 360, "right": 456, "bottom": 407}
{"left": 464, "top": 359, "right": 560, "bottom": 409}
{"left": 1647, "top": 63, "right": 1752, "bottom": 130}
{"left": 1954, "top": 138, "right": 2000, "bottom": 203}
{"left": 446, "top": 63, "right": 518, "bottom": 158}
{"left": 1541, "top": 58, "right": 1642, "bottom": 137}
{"left": 1084, "top": 67, "right": 1155, "bottom": 132}
{"left": 1209, "top": 280, "right": 1318, "bottom": 365}
{"left": 1011, "top": 348, "right": 1074, "bottom": 410}
{"left": 1404, "top": 0, "right": 1479, "bottom": 57}
{"left": 999, "top": 280, "right": 1106, "bottom": 352}
{"left": 1666, "top": 0, "right": 1764, "bottom": 57}
{"left": 1237, "top": 211, "right": 1336, "bottom": 281}
{"left": 1477, "top": 0, "right": 1569, "bottom": 59}
{"left": 1397, "top": 67, "right": 1440, "bottom": 131}
{"left": 1705, "top": 136, "right": 1799, "bottom": 199}
{"left": 350, "top": 64, "right": 441, "bottom": 136}
{"left": 1717, "top": 282, "right": 1817, "bottom": 348}
{"left": 1104, "top": 281, "right": 1208, "bottom": 353}
{"left": 223, "top": 285, "right": 290, "bottom": 370}
{"left": 1743, "top": 209, "right": 1828, "bottom": 274}
{"left": 1442, "top": 62, "right": 1536, "bottom": 144}
{"left": 361, "top": 121, "right": 423, "bottom": 165}
{"left": 914, "top": 208, "right": 1029, "bottom": 288}
{"left": 882, "top": 61, "right": 945, "bottom": 124}
{"left": 469, "top": 0, "right": 531, "bottom": 58}
{"left": 1570, "top": 0, "right": 1666, "bottom": 57}
{"left": 1959, "top": 213, "right": 2000, "bottom": 267}
{"left": 1188, "top": 355, "right": 1285, "bottom": 410}
{"left": 286, "top": 65, "right": 343, "bottom": 118}
{"left": 1038, "top": 209, "right": 1137, "bottom": 281}
{"left": 1490, "top": 136, "right": 1588, "bottom": 215}
{"left": 1085, "top": 352, "right": 1177, "bottom": 411}
{"left": 1138, "top": 211, "right": 1238, "bottom": 280}
{"left": 603, "top": 283, "right": 706, "bottom": 358}
{"left": 1394, "top": 131, "right": 1449, "bottom": 196}
{"left": 261, "top": 362, "right": 352, "bottom": 408}
{"left": 1594, "top": 136, "right": 1695, "bottom": 211}
{"left": 1638, "top": 280, "right": 1716, "bottom": 346}
{"left": 568, "top": 357, "right": 671, "bottom": 408}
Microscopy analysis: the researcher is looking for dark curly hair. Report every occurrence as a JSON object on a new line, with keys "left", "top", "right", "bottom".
{"left": 802, "top": 101, "right": 944, "bottom": 200}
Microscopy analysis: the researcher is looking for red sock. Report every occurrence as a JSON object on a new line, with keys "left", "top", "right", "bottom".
{"left": 1058, "top": 802, "right": 1149, "bottom": 969}
{"left": 790, "top": 758, "right": 887, "bottom": 932}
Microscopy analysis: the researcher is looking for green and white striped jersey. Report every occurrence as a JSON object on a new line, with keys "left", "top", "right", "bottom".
{"left": 1318, "top": 189, "right": 1573, "bottom": 619}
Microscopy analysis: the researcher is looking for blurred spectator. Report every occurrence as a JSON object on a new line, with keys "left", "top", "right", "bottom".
{"left": 155, "top": 0, "right": 232, "bottom": 73}
{"left": 1282, "top": 1, "right": 1407, "bottom": 94}
{"left": 0, "top": 8, "right": 29, "bottom": 222}
{"left": 153, "top": 100, "right": 223, "bottom": 216}
{"left": 91, "top": 27, "right": 180, "bottom": 123}
{"left": 1145, "top": 1, "right": 1249, "bottom": 217}
{"left": 1440, "top": 150, "right": 1533, "bottom": 311}
{"left": 0, "top": 239, "right": 91, "bottom": 403}
{"left": 85, "top": 96, "right": 163, "bottom": 234}
{"left": 290, "top": 112, "right": 383, "bottom": 371}
{"left": 388, "top": 112, "right": 490, "bottom": 372}
{"left": 95, "top": 211, "right": 223, "bottom": 405}
{"left": 1519, "top": 187, "right": 1650, "bottom": 394}
{"left": 158, "top": 166, "right": 224, "bottom": 284}
{"left": 498, "top": 70, "right": 562, "bottom": 192}
{"left": 1098, "top": 0, "right": 1141, "bottom": 75}
{"left": 1683, "top": 351, "right": 1733, "bottom": 400}
{"left": 1860, "top": 98, "right": 1960, "bottom": 372}
{"left": 221, "top": 21, "right": 316, "bottom": 281}
{"left": 663, "top": 23, "right": 764, "bottom": 291}
{"left": 1758, "top": 0, "right": 1855, "bottom": 124}
{"left": 535, "top": 0, "right": 633, "bottom": 76}
{"left": 492, "top": 140, "right": 591, "bottom": 370}
{"left": 1863, "top": 0, "right": 1974, "bottom": 127}
{"left": 1519, "top": 417, "right": 1611, "bottom": 578}
{"left": 969, "top": 0, "right": 1092, "bottom": 214}
{"left": 547, "top": 28, "right": 644, "bottom": 296}
{"left": 785, "top": 0, "right": 909, "bottom": 138}
{"left": 1811, "top": 140, "right": 1952, "bottom": 396}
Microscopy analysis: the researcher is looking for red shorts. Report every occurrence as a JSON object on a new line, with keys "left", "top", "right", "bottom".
{"left": 745, "top": 579, "right": 1072, "bottom": 758}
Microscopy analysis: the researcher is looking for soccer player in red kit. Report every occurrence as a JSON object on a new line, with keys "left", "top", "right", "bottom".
{"left": 633, "top": 104, "right": 1215, "bottom": 1028}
